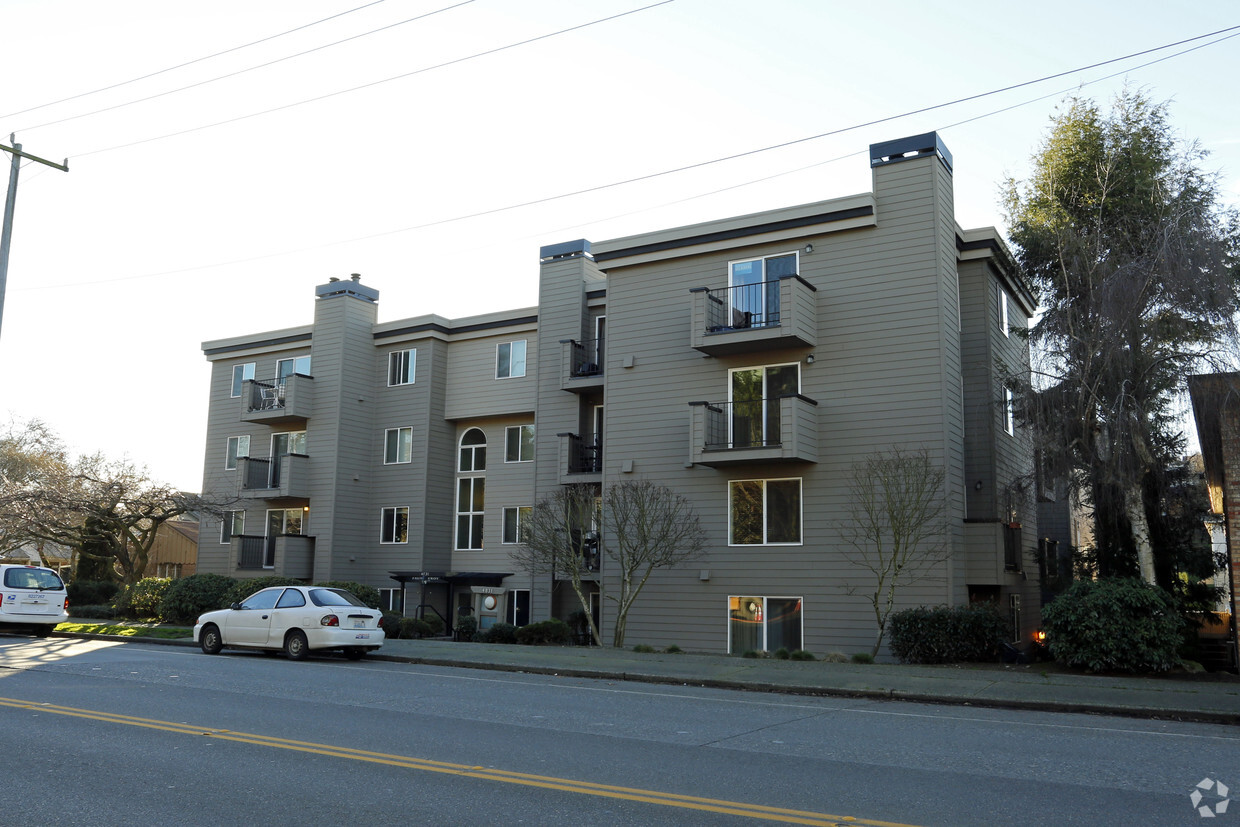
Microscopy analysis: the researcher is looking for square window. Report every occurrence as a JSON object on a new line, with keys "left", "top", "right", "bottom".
{"left": 220, "top": 510, "right": 245, "bottom": 543}
{"left": 729, "top": 478, "right": 802, "bottom": 545}
{"left": 225, "top": 435, "right": 250, "bottom": 470}
{"left": 384, "top": 427, "right": 413, "bottom": 464}
{"left": 381, "top": 506, "right": 409, "bottom": 544}
{"left": 388, "top": 349, "right": 416, "bottom": 386}
{"left": 502, "top": 506, "right": 531, "bottom": 544}
{"left": 496, "top": 340, "right": 527, "bottom": 379}
{"left": 505, "top": 424, "right": 535, "bottom": 462}
{"left": 231, "top": 363, "right": 255, "bottom": 398}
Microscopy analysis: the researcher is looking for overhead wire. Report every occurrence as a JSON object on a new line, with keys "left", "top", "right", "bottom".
{"left": 0, "top": 0, "right": 391, "bottom": 121}
{"left": 13, "top": 1, "right": 477, "bottom": 134}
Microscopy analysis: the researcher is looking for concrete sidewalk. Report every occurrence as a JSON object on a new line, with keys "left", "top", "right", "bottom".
{"left": 57, "top": 619, "right": 1240, "bottom": 725}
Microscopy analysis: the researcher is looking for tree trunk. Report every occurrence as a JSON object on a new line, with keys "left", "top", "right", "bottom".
{"left": 1123, "top": 485, "right": 1156, "bottom": 584}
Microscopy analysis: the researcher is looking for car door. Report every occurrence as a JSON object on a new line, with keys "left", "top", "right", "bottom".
{"left": 270, "top": 587, "right": 308, "bottom": 642}
{"left": 225, "top": 588, "right": 282, "bottom": 646}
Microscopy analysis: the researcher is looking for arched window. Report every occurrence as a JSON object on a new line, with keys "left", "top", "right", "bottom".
{"left": 457, "top": 428, "right": 486, "bottom": 550}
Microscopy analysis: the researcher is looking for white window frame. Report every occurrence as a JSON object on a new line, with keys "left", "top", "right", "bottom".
{"left": 496, "top": 340, "right": 527, "bottom": 379}
{"left": 225, "top": 435, "right": 250, "bottom": 470}
{"left": 384, "top": 426, "right": 413, "bottom": 465}
{"left": 276, "top": 355, "right": 312, "bottom": 381}
{"left": 505, "top": 424, "right": 535, "bottom": 463}
{"left": 220, "top": 510, "right": 245, "bottom": 544}
{"left": 501, "top": 506, "right": 531, "bottom": 544}
{"left": 998, "top": 284, "right": 1010, "bottom": 337}
{"left": 728, "top": 478, "right": 803, "bottom": 546}
{"left": 727, "top": 595, "right": 804, "bottom": 654}
{"left": 727, "top": 362, "right": 800, "bottom": 447}
{"left": 388, "top": 348, "right": 416, "bottom": 386}
{"left": 456, "top": 477, "right": 485, "bottom": 550}
{"left": 1004, "top": 388, "right": 1015, "bottom": 436}
{"left": 380, "top": 506, "right": 410, "bottom": 544}
{"left": 231, "top": 362, "right": 255, "bottom": 398}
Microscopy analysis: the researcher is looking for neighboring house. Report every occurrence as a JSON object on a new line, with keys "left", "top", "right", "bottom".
{"left": 1186, "top": 373, "right": 1240, "bottom": 670}
{"left": 196, "top": 132, "right": 1041, "bottom": 656}
{"left": 146, "top": 516, "right": 199, "bottom": 579}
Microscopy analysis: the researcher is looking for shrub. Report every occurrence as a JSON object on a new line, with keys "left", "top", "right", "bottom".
{"left": 379, "top": 613, "right": 402, "bottom": 639}
{"left": 823, "top": 652, "right": 849, "bottom": 663}
{"left": 422, "top": 613, "right": 445, "bottom": 636}
{"left": 455, "top": 615, "right": 478, "bottom": 642}
{"left": 888, "top": 603, "right": 1008, "bottom": 664}
{"left": 514, "top": 619, "right": 571, "bottom": 646}
{"left": 790, "top": 649, "right": 815, "bottom": 661}
{"left": 632, "top": 643, "right": 656, "bottom": 653}
{"left": 67, "top": 580, "right": 119, "bottom": 608}
{"left": 315, "top": 580, "right": 380, "bottom": 609}
{"left": 122, "top": 578, "right": 171, "bottom": 619}
{"left": 851, "top": 652, "right": 875, "bottom": 664}
{"left": 222, "top": 576, "right": 301, "bottom": 608}
{"left": 159, "top": 573, "right": 237, "bottom": 623}
{"left": 741, "top": 650, "right": 763, "bottom": 659}
{"left": 773, "top": 647, "right": 791, "bottom": 660}
{"left": 478, "top": 622, "right": 518, "bottom": 644}
{"left": 1041, "top": 578, "right": 1185, "bottom": 673}
{"left": 663, "top": 644, "right": 682, "bottom": 654}
{"left": 400, "top": 617, "right": 433, "bottom": 639}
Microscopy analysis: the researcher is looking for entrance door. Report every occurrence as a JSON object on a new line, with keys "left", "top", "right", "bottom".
{"left": 265, "top": 508, "right": 305, "bottom": 568}
{"left": 269, "top": 431, "right": 306, "bottom": 487}
{"left": 729, "top": 365, "right": 798, "bottom": 448}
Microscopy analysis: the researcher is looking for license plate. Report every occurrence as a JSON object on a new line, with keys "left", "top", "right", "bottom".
{"left": 24, "top": 597, "right": 47, "bottom": 605}
{"left": 352, "top": 619, "right": 365, "bottom": 629}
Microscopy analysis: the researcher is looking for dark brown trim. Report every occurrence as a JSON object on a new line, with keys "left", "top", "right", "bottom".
{"left": 375, "top": 314, "right": 538, "bottom": 340}
{"left": 203, "top": 333, "right": 312, "bottom": 356}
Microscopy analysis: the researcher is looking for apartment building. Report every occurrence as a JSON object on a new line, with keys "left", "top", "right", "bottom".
{"left": 197, "top": 132, "right": 1040, "bottom": 656}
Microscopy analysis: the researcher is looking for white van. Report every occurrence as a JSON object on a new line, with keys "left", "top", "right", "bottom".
{"left": 0, "top": 565, "right": 69, "bottom": 635}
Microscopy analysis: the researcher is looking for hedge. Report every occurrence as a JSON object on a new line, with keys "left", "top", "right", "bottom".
{"left": 888, "top": 603, "right": 1008, "bottom": 664}
{"left": 1040, "top": 578, "right": 1184, "bottom": 673}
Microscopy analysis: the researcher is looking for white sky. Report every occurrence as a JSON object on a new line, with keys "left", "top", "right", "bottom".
{"left": 1, "top": 0, "right": 1237, "bottom": 491}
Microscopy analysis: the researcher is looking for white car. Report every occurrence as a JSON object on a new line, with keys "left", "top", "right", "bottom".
{"left": 194, "top": 585, "right": 385, "bottom": 660}
{"left": 0, "top": 564, "right": 69, "bottom": 635}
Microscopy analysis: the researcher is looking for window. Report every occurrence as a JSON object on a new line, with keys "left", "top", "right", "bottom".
{"left": 502, "top": 506, "right": 531, "bottom": 544}
{"left": 384, "top": 427, "right": 413, "bottom": 464}
{"left": 388, "top": 348, "right": 416, "bottom": 386}
{"left": 220, "top": 510, "right": 245, "bottom": 543}
{"left": 381, "top": 506, "right": 409, "bottom": 544}
{"left": 496, "top": 340, "right": 527, "bottom": 378}
{"left": 505, "top": 424, "right": 534, "bottom": 462}
{"left": 456, "top": 478, "right": 485, "bottom": 549}
{"left": 156, "top": 563, "right": 183, "bottom": 579}
{"left": 728, "top": 253, "right": 796, "bottom": 328}
{"left": 276, "top": 588, "right": 307, "bottom": 609}
{"left": 506, "top": 589, "right": 530, "bottom": 626}
{"left": 276, "top": 355, "right": 311, "bottom": 384}
{"left": 225, "top": 435, "right": 250, "bottom": 470}
{"left": 729, "top": 478, "right": 802, "bottom": 545}
{"left": 728, "top": 596, "right": 802, "bottom": 654}
{"left": 997, "top": 284, "right": 1009, "bottom": 337}
{"left": 728, "top": 364, "right": 799, "bottom": 448}
{"left": 231, "top": 363, "right": 255, "bottom": 397}
{"left": 1004, "top": 388, "right": 1015, "bottom": 436}
{"left": 379, "top": 588, "right": 404, "bottom": 613}
{"left": 459, "top": 428, "right": 486, "bottom": 472}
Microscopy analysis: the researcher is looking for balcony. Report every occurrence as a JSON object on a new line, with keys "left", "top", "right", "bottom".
{"left": 238, "top": 453, "right": 311, "bottom": 501}
{"left": 556, "top": 432, "right": 602, "bottom": 483}
{"left": 239, "top": 374, "right": 313, "bottom": 425}
{"left": 234, "top": 533, "right": 314, "bottom": 579}
{"left": 559, "top": 337, "right": 605, "bottom": 393}
{"left": 690, "top": 276, "right": 817, "bottom": 356}
{"left": 688, "top": 394, "right": 818, "bottom": 466}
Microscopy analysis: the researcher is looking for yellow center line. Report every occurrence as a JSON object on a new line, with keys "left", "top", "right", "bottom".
{"left": 0, "top": 695, "right": 919, "bottom": 827}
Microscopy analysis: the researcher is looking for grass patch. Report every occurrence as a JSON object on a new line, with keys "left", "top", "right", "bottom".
{"left": 55, "top": 623, "right": 193, "bottom": 640}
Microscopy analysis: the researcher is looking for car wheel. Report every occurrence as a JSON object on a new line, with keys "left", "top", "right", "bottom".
{"left": 200, "top": 624, "right": 223, "bottom": 655}
{"left": 285, "top": 630, "right": 309, "bottom": 660}
{"left": 31, "top": 625, "right": 53, "bottom": 638}
{"left": 343, "top": 647, "right": 365, "bottom": 660}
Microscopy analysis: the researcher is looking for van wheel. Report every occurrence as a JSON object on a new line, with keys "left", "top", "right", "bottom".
{"left": 31, "top": 626, "right": 52, "bottom": 638}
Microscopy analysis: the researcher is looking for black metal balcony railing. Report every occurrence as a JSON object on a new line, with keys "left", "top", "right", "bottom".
{"left": 237, "top": 535, "right": 268, "bottom": 569}
{"left": 703, "top": 280, "right": 783, "bottom": 332}
{"left": 245, "top": 373, "right": 312, "bottom": 413}
{"left": 242, "top": 458, "right": 272, "bottom": 490}
{"left": 702, "top": 397, "right": 788, "bottom": 450}
{"left": 566, "top": 434, "right": 602, "bottom": 473}
{"left": 564, "top": 338, "right": 605, "bottom": 378}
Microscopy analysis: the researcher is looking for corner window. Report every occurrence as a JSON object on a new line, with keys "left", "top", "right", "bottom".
{"left": 505, "top": 424, "right": 534, "bottom": 462}
{"left": 728, "top": 596, "right": 802, "bottom": 654}
{"left": 998, "top": 284, "right": 1010, "bottom": 337}
{"left": 225, "top": 435, "right": 250, "bottom": 470}
{"left": 501, "top": 506, "right": 531, "bottom": 544}
{"left": 381, "top": 506, "right": 409, "bottom": 544}
{"left": 220, "top": 510, "right": 245, "bottom": 544}
{"left": 729, "top": 478, "right": 802, "bottom": 545}
{"left": 231, "top": 363, "right": 255, "bottom": 398}
{"left": 384, "top": 427, "right": 413, "bottom": 464}
{"left": 388, "top": 348, "right": 416, "bottom": 386}
{"left": 496, "top": 340, "right": 527, "bottom": 379}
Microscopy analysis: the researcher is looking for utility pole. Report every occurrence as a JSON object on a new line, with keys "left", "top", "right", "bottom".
{"left": 0, "top": 134, "right": 69, "bottom": 341}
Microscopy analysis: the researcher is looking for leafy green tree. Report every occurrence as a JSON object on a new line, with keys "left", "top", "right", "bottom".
{"left": 1004, "top": 89, "right": 1240, "bottom": 585}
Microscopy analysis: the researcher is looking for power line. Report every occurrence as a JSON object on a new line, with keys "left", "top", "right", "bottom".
{"left": 0, "top": 0, "right": 391, "bottom": 121}
{"left": 14, "top": 1, "right": 477, "bottom": 134}
{"left": 70, "top": 1, "right": 676, "bottom": 160}
{"left": 20, "top": 23, "right": 1240, "bottom": 290}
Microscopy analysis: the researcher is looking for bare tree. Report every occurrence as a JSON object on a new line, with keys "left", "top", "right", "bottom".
{"left": 840, "top": 446, "right": 950, "bottom": 657}
{"left": 603, "top": 479, "right": 705, "bottom": 648}
{"left": 509, "top": 484, "right": 603, "bottom": 645}
{"left": 0, "top": 418, "right": 71, "bottom": 556}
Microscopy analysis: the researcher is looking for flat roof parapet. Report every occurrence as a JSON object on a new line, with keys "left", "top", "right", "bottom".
{"left": 870, "top": 132, "right": 953, "bottom": 173}
{"left": 540, "top": 239, "right": 592, "bottom": 261}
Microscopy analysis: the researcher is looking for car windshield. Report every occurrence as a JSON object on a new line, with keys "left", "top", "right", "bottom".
{"left": 3, "top": 568, "right": 64, "bottom": 590}
{"left": 308, "top": 588, "right": 366, "bottom": 608}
